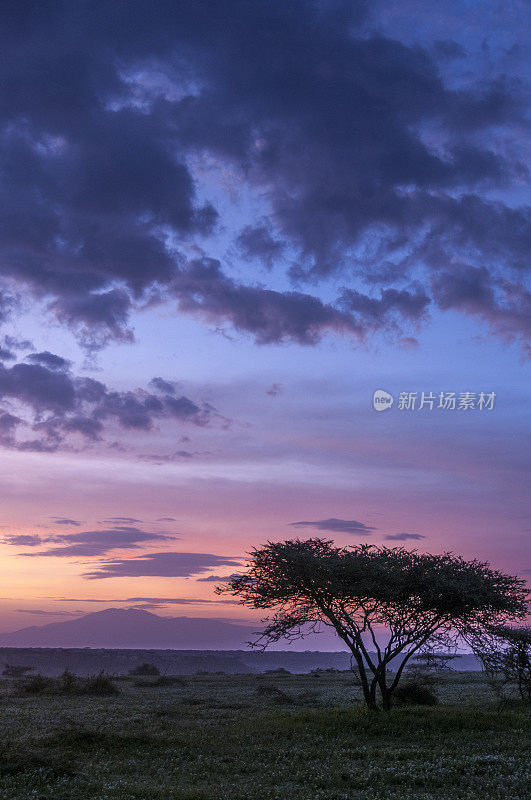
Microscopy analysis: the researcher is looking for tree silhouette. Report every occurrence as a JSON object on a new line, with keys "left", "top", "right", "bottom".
{"left": 220, "top": 539, "right": 528, "bottom": 710}
{"left": 476, "top": 625, "right": 531, "bottom": 702}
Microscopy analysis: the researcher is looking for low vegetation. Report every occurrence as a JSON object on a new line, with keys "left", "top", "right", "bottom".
{"left": 0, "top": 670, "right": 528, "bottom": 799}
{"left": 17, "top": 670, "right": 119, "bottom": 696}
{"left": 394, "top": 680, "right": 438, "bottom": 706}
{"left": 129, "top": 663, "right": 161, "bottom": 677}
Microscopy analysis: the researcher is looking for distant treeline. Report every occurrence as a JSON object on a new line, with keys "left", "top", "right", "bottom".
{"left": 0, "top": 648, "right": 482, "bottom": 677}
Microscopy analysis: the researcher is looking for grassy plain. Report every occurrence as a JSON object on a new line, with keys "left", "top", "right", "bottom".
{"left": 0, "top": 670, "right": 528, "bottom": 800}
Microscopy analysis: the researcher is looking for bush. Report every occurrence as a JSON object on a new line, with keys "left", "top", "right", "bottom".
{"left": 19, "top": 673, "right": 54, "bottom": 694}
{"left": 394, "top": 681, "right": 438, "bottom": 706}
{"left": 18, "top": 670, "right": 119, "bottom": 696}
{"left": 58, "top": 669, "right": 81, "bottom": 693}
{"left": 2, "top": 664, "right": 34, "bottom": 679}
{"left": 80, "top": 672, "right": 120, "bottom": 695}
{"left": 129, "top": 662, "right": 160, "bottom": 676}
{"left": 311, "top": 667, "right": 339, "bottom": 675}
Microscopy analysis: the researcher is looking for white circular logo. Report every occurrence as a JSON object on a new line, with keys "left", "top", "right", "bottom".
{"left": 373, "top": 389, "right": 394, "bottom": 411}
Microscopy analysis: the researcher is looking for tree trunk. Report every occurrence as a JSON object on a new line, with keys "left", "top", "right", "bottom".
{"left": 378, "top": 672, "right": 393, "bottom": 711}
{"left": 381, "top": 690, "right": 392, "bottom": 711}
{"left": 367, "top": 682, "right": 379, "bottom": 712}
{"left": 349, "top": 650, "right": 378, "bottom": 711}
{"left": 357, "top": 672, "right": 378, "bottom": 711}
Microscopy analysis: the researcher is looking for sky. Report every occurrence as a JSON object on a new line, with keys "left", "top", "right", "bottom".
{"left": 0, "top": 0, "right": 529, "bottom": 639}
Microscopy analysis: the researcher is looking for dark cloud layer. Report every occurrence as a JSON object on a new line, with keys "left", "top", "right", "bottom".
{"left": 236, "top": 223, "right": 284, "bottom": 269}
{"left": 0, "top": 1, "right": 527, "bottom": 351}
{"left": 2, "top": 534, "right": 42, "bottom": 547}
{"left": 0, "top": 356, "right": 219, "bottom": 451}
{"left": 170, "top": 257, "right": 365, "bottom": 345}
{"left": 84, "top": 552, "right": 243, "bottom": 579}
{"left": 431, "top": 264, "right": 531, "bottom": 356}
{"left": 13, "top": 526, "right": 177, "bottom": 557}
{"left": 125, "top": 596, "right": 238, "bottom": 605}
{"left": 26, "top": 352, "right": 71, "bottom": 370}
{"left": 289, "top": 518, "right": 376, "bottom": 534}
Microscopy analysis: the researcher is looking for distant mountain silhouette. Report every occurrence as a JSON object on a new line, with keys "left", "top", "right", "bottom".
{"left": 0, "top": 608, "right": 259, "bottom": 649}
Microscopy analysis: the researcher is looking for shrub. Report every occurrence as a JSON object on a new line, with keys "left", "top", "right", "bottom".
{"left": 129, "top": 662, "right": 160, "bottom": 676}
{"left": 17, "top": 670, "right": 119, "bottom": 696}
{"left": 394, "top": 681, "right": 438, "bottom": 706}
{"left": 58, "top": 669, "right": 81, "bottom": 693}
{"left": 2, "top": 664, "right": 34, "bottom": 679}
{"left": 311, "top": 667, "right": 339, "bottom": 675}
{"left": 79, "top": 672, "right": 120, "bottom": 695}
{"left": 476, "top": 625, "right": 531, "bottom": 704}
{"left": 19, "top": 673, "right": 54, "bottom": 694}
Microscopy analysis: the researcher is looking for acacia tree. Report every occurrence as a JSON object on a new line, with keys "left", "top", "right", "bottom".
{"left": 476, "top": 625, "right": 531, "bottom": 702}
{"left": 219, "top": 539, "right": 528, "bottom": 711}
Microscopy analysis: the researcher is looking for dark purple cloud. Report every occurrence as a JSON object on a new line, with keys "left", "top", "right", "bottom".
{"left": 385, "top": 533, "right": 426, "bottom": 541}
{"left": 0, "top": 357, "right": 222, "bottom": 451}
{"left": 340, "top": 288, "right": 431, "bottom": 328}
{"left": 51, "top": 517, "right": 82, "bottom": 526}
{"left": 170, "top": 257, "right": 365, "bottom": 345}
{"left": 197, "top": 573, "right": 242, "bottom": 583}
{"left": 51, "top": 598, "right": 121, "bottom": 603}
{"left": 26, "top": 351, "right": 71, "bottom": 370}
{"left": 289, "top": 518, "right": 376, "bottom": 534}
{"left": 50, "top": 290, "right": 135, "bottom": 350}
{"left": 0, "top": 362, "right": 76, "bottom": 413}
{"left": 84, "top": 552, "right": 243, "bottom": 579}
{"left": 0, "top": 411, "right": 23, "bottom": 440}
{"left": 0, "top": 1, "right": 526, "bottom": 351}
{"left": 139, "top": 450, "right": 194, "bottom": 464}
{"left": 431, "top": 264, "right": 531, "bottom": 354}
{"left": 150, "top": 378, "right": 178, "bottom": 396}
{"left": 266, "top": 383, "right": 284, "bottom": 397}
{"left": 20, "top": 526, "right": 176, "bottom": 557}
{"left": 236, "top": 223, "right": 284, "bottom": 269}
{"left": 48, "top": 595, "right": 236, "bottom": 604}
{"left": 3, "top": 336, "right": 33, "bottom": 352}
{"left": 2, "top": 534, "right": 42, "bottom": 547}
{"left": 125, "top": 596, "right": 239, "bottom": 605}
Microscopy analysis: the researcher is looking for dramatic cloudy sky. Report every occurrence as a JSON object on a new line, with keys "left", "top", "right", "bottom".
{"left": 0, "top": 0, "right": 529, "bottom": 637}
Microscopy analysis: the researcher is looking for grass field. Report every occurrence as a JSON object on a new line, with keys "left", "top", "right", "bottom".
{"left": 0, "top": 671, "right": 529, "bottom": 800}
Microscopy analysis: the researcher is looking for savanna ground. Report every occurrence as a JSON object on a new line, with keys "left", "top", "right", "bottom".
{"left": 0, "top": 670, "right": 529, "bottom": 800}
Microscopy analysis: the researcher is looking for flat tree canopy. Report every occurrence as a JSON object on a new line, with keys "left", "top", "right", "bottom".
{"left": 220, "top": 539, "right": 528, "bottom": 710}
